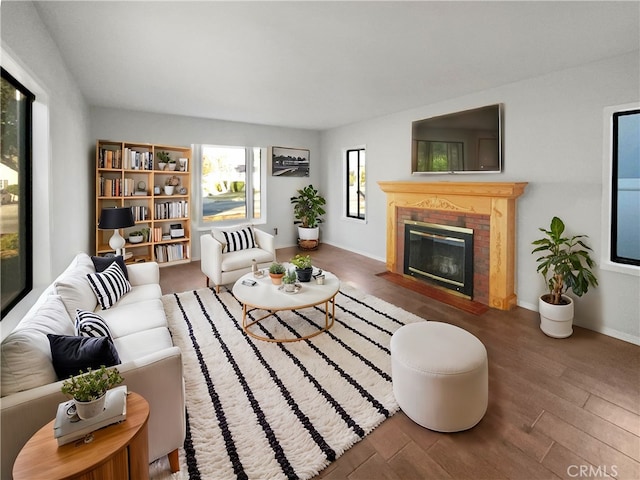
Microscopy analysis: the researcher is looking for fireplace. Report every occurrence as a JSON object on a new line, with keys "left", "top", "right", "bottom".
{"left": 378, "top": 181, "right": 528, "bottom": 310}
{"left": 404, "top": 221, "right": 474, "bottom": 298}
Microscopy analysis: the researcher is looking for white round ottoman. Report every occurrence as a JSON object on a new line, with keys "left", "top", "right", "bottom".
{"left": 390, "top": 321, "right": 488, "bottom": 432}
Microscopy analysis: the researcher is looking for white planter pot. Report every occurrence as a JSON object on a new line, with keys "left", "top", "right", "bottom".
{"left": 164, "top": 185, "right": 175, "bottom": 195}
{"left": 298, "top": 226, "right": 319, "bottom": 241}
{"left": 75, "top": 394, "right": 106, "bottom": 420}
{"left": 539, "top": 295, "right": 574, "bottom": 338}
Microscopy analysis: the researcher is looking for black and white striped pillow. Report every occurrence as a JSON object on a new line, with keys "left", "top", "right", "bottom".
{"left": 222, "top": 227, "right": 256, "bottom": 252}
{"left": 86, "top": 261, "right": 131, "bottom": 309}
{"left": 75, "top": 309, "right": 113, "bottom": 341}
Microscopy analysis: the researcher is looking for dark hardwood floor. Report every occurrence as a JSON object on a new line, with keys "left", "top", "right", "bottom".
{"left": 159, "top": 244, "right": 640, "bottom": 480}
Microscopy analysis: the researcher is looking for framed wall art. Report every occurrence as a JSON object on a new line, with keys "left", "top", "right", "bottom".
{"left": 271, "top": 146, "right": 310, "bottom": 177}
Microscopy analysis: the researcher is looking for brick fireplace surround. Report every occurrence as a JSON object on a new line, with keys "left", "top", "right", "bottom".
{"left": 378, "top": 182, "right": 528, "bottom": 310}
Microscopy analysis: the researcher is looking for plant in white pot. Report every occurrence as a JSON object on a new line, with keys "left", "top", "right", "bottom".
{"left": 164, "top": 175, "right": 180, "bottom": 195}
{"left": 282, "top": 269, "right": 298, "bottom": 293}
{"left": 531, "top": 216, "right": 598, "bottom": 338}
{"left": 157, "top": 151, "right": 171, "bottom": 171}
{"left": 290, "top": 184, "right": 326, "bottom": 247}
{"left": 61, "top": 366, "right": 124, "bottom": 419}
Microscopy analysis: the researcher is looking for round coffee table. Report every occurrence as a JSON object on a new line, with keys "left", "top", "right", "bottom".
{"left": 232, "top": 267, "right": 340, "bottom": 343}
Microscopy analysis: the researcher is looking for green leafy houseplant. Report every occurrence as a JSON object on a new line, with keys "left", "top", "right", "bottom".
{"left": 157, "top": 151, "right": 171, "bottom": 163}
{"left": 290, "top": 185, "right": 326, "bottom": 228}
{"left": 290, "top": 254, "right": 312, "bottom": 270}
{"left": 283, "top": 269, "right": 297, "bottom": 284}
{"left": 61, "top": 366, "right": 124, "bottom": 402}
{"left": 531, "top": 216, "right": 598, "bottom": 305}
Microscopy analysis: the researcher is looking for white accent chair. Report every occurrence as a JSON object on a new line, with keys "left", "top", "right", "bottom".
{"left": 200, "top": 225, "right": 276, "bottom": 292}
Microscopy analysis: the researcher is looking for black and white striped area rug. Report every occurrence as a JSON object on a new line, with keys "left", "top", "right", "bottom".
{"left": 154, "top": 284, "right": 424, "bottom": 480}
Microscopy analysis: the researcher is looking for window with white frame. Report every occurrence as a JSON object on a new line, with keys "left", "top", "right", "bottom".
{"left": 200, "top": 145, "right": 264, "bottom": 224}
{"left": 346, "top": 147, "right": 366, "bottom": 220}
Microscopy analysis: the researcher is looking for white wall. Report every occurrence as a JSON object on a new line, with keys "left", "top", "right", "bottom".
{"left": 320, "top": 52, "right": 640, "bottom": 345}
{"left": 89, "top": 107, "right": 321, "bottom": 257}
{"left": 1, "top": 1, "right": 91, "bottom": 338}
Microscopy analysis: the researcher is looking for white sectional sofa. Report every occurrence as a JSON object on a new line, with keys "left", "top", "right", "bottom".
{"left": 0, "top": 253, "right": 185, "bottom": 479}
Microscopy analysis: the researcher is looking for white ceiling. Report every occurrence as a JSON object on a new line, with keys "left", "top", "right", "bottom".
{"left": 33, "top": 1, "right": 640, "bottom": 130}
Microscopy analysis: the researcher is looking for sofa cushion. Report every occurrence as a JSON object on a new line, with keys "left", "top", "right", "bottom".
{"left": 1, "top": 295, "right": 74, "bottom": 396}
{"left": 98, "top": 299, "right": 167, "bottom": 338}
{"left": 54, "top": 253, "right": 98, "bottom": 318}
{"left": 91, "top": 255, "right": 129, "bottom": 280}
{"left": 87, "top": 261, "right": 131, "bottom": 309}
{"left": 75, "top": 309, "right": 113, "bottom": 341}
{"left": 113, "top": 284, "right": 162, "bottom": 307}
{"left": 113, "top": 327, "right": 174, "bottom": 363}
{"left": 221, "top": 247, "right": 274, "bottom": 272}
{"left": 47, "top": 334, "right": 121, "bottom": 380}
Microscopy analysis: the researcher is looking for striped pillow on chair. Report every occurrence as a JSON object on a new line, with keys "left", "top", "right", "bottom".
{"left": 222, "top": 226, "right": 256, "bottom": 252}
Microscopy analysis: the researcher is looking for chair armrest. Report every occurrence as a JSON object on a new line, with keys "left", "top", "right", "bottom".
{"left": 127, "top": 261, "right": 160, "bottom": 286}
{"left": 200, "top": 234, "right": 224, "bottom": 285}
{"left": 254, "top": 229, "right": 275, "bottom": 258}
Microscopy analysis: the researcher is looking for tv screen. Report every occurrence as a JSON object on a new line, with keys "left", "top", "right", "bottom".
{"left": 411, "top": 104, "right": 503, "bottom": 174}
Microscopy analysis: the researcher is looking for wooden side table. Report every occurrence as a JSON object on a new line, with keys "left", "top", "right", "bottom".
{"left": 13, "top": 392, "right": 150, "bottom": 480}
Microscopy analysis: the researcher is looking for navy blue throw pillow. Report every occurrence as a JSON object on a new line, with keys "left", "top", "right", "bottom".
{"left": 91, "top": 255, "right": 129, "bottom": 280}
{"left": 47, "top": 334, "right": 121, "bottom": 380}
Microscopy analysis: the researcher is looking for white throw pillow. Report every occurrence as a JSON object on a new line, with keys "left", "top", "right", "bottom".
{"left": 54, "top": 252, "right": 98, "bottom": 318}
{"left": 1, "top": 295, "right": 72, "bottom": 397}
{"left": 86, "top": 261, "right": 131, "bottom": 309}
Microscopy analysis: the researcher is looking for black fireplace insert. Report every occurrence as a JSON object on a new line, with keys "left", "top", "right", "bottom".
{"left": 403, "top": 220, "right": 474, "bottom": 298}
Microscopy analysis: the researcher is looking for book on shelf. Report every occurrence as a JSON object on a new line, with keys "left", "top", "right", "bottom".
{"left": 53, "top": 385, "right": 128, "bottom": 446}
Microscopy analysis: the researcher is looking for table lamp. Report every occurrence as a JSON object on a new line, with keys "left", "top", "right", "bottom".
{"left": 98, "top": 207, "right": 135, "bottom": 257}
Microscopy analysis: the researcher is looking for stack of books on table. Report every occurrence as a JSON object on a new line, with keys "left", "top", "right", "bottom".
{"left": 53, "top": 386, "right": 128, "bottom": 446}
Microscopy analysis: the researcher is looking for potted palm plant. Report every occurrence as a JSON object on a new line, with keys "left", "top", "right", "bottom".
{"left": 61, "top": 366, "right": 124, "bottom": 419}
{"left": 531, "top": 216, "right": 598, "bottom": 338}
{"left": 290, "top": 184, "right": 326, "bottom": 247}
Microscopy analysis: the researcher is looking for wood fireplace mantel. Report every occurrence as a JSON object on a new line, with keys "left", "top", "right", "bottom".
{"left": 378, "top": 181, "right": 528, "bottom": 310}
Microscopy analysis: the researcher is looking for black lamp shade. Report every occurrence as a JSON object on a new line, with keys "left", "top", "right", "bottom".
{"left": 98, "top": 207, "right": 135, "bottom": 229}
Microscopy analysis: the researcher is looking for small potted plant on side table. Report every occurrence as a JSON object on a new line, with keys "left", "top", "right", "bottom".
{"left": 61, "top": 366, "right": 124, "bottom": 419}
{"left": 291, "top": 254, "right": 313, "bottom": 282}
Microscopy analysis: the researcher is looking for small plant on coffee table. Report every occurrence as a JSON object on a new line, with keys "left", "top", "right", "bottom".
{"left": 283, "top": 269, "right": 297, "bottom": 284}
{"left": 291, "top": 254, "right": 313, "bottom": 282}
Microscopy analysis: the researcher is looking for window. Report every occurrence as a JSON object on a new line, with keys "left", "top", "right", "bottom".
{"left": 346, "top": 148, "right": 366, "bottom": 220}
{"left": 611, "top": 108, "right": 640, "bottom": 266}
{"left": 1, "top": 68, "right": 35, "bottom": 318}
{"left": 200, "top": 145, "right": 263, "bottom": 223}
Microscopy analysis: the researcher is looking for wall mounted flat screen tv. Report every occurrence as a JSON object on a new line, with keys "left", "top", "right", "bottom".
{"left": 412, "top": 104, "right": 503, "bottom": 174}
